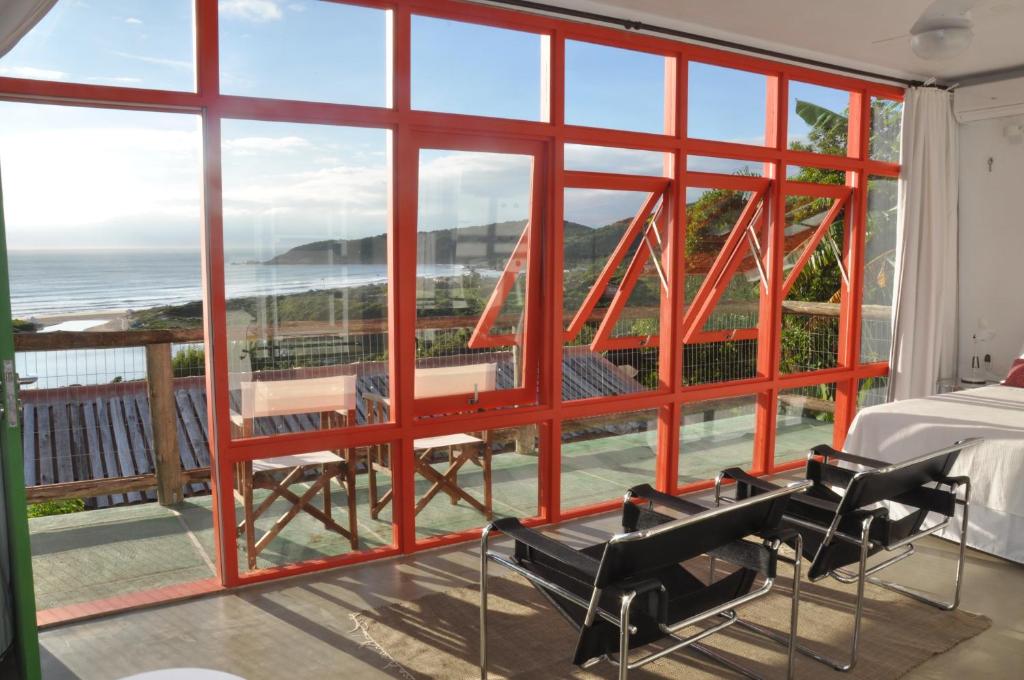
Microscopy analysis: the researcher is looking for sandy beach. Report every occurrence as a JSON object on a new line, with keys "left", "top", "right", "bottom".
{"left": 31, "top": 309, "right": 132, "bottom": 332}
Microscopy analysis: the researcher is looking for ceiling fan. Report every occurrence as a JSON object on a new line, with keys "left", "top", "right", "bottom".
{"left": 873, "top": 0, "right": 984, "bottom": 59}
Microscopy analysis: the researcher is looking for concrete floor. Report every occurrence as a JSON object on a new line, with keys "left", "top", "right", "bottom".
{"left": 36, "top": 489, "right": 1024, "bottom": 680}
{"left": 30, "top": 418, "right": 835, "bottom": 612}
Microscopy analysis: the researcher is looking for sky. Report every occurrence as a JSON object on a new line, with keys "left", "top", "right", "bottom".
{"left": 0, "top": 0, "right": 852, "bottom": 252}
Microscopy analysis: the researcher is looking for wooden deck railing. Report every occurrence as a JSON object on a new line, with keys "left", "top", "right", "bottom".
{"left": 15, "top": 301, "right": 879, "bottom": 507}
{"left": 16, "top": 328, "right": 206, "bottom": 507}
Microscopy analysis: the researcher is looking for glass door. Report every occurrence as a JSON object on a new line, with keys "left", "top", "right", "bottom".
{"left": 411, "top": 135, "right": 546, "bottom": 418}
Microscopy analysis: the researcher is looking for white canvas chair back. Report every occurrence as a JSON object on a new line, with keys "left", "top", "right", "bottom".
{"left": 414, "top": 363, "right": 497, "bottom": 399}
{"left": 240, "top": 374, "right": 358, "bottom": 419}
{"left": 226, "top": 309, "right": 255, "bottom": 394}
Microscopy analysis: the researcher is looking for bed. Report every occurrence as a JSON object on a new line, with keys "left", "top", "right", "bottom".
{"left": 844, "top": 384, "right": 1024, "bottom": 563}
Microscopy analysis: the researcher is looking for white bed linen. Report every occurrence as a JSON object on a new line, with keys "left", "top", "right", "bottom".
{"left": 844, "top": 385, "right": 1024, "bottom": 562}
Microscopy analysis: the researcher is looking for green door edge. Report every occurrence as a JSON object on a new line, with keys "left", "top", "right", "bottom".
{"left": 0, "top": 168, "right": 41, "bottom": 679}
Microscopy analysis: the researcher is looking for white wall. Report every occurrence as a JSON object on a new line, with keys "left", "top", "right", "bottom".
{"left": 958, "top": 115, "right": 1024, "bottom": 379}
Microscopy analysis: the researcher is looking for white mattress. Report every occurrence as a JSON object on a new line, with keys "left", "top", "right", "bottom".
{"left": 844, "top": 384, "right": 1024, "bottom": 562}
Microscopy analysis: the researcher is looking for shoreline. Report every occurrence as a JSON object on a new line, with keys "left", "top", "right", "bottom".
{"left": 30, "top": 309, "right": 132, "bottom": 332}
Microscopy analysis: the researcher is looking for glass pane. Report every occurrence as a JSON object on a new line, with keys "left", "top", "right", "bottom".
{"left": 684, "top": 187, "right": 755, "bottom": 307}
{"left": 412, "top": 16, "right": 543, "bottom": 120}
{"left": 870, "top": 98, "right": 903, "bottom": 163}
{"left": 415, "top": 425, "right": 539, "bottom": 539}
{"left": 0, "top": 0, "right": 195, "bottom": 90}
{"left": 563, "top": 189, "right": 663, "bottom": 400}
{"left": 680, "top": 395, "right": 757, "bottom": 485}
{"left": 858, "top": 376, "right": 889, "bottom": 409}
{"left": 683, "top": 341, "right": 758, "bottom": 385}
{"left": 565, "top": 40, "right": 668, "bottom": 134}
{"left": 565, "top": 144, "right": 669, "bottom": 176}
{"left": 788, "top": 81, "right": 851, "bottom": 157}
{"left": 0, "top": 102, "right": 210, "bottom": 612}
{"left": 781, "top": 194, "right": 845, "bottom": 374}
{"left": 683, "top": 185, "right": 763, "bottom": 386}
{"left": 234, "top": 443, "right": 394, "bottom": 572}
{"left": 776, "top": 383, "right": 836, "bottom": 464}
{"left": 416, "top": 149, "right": 536, "bottom": 407}
{"left": 220, "top": 0, "right": 387, "bottom": 106}
{"left": 861, "top": 176, "right": 897, "bottom": 363}
{"left": 687, "top": 156, "right": 764, "bottom": 176}
{"left": 786, "top": 165, "right": 844, "bottom": 184}
{"left": 561, "top": 411, "right": 657, "bottom": 512}
{"left": 221, "top": 120, "right": 391, "bottom": 439}
{"left": 688, "top": 62, "right": 767, "bottom": 145}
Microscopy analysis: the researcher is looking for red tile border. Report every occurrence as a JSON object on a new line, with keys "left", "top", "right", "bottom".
{"left": 37, "top": 579, "right": 223, "bottom": 629}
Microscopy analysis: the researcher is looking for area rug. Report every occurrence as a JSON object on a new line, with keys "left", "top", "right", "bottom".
{"left": 350, "top": 562, "right": 991, "bottom": 679}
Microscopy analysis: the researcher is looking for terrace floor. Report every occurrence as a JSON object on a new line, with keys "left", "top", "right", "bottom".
{"left": 33, "top": 483, "right": 1024, "bottom": 680}
{"left": 28, "top": 416, "right": 831, "bottom": 613}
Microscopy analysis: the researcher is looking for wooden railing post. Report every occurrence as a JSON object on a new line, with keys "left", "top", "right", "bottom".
{"left": 146, "top": 342, "right": 182, "bottom": 506}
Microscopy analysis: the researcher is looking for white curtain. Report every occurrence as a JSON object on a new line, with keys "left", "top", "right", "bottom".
{"left": 0, "top": 0, "right": 57, "bottom": 58}
{"left": 888, "top": 87, "right": 959, "bottom": 401}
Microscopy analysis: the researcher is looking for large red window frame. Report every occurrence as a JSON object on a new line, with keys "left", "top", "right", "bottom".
{"left": 0, "top": 0, "right": 901, "bottom": 598}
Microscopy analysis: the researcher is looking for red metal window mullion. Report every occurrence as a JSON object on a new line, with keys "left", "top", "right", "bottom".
{"left": 194, "top": 0, "right": 239, "bottom": 588}
{"left": 835, "top": 90, "right": 873, "bottom": 446}
{"left": 545, "top": 30, "right": 565, "bottom": 521}
{"left": 391, "top": 3, "right": 416, "bottom": 553}
{"left": 663, "top": 52, "right": 685, "bottom": 494}
{"left": 757, "top": 73, "right": 787, "bottom": 474}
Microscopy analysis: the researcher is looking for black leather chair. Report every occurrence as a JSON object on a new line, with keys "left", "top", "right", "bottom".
{"left": 718, "top": 438, "right": 978, "bottom": 672}
{"left": 479, "top": 480, "right": 810, "bottom": 679}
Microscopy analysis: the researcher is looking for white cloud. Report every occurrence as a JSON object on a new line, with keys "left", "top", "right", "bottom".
{"left": 0, "top": 123, "right": 202, "bottom": 249}
{"left": 124, "top": 17, "right": 143, "bottom": 25}
{"left": 417, "top": 152, "right": 533, "bottom": 230}
{"left": 564, "top": 144, "right": 667, "bottom": 176}
{"left": 86, "top": 76, "right": 143, "bottom": 85}
{"left": 223, "top": 135, "right": 311, "bottom": 155}
{"left": 219, "top": 0, "right": 283, "bottom": 22}
{"left": 0, "top": 66, "right": 68, "bottom": 80}
{"left": 111, "top": 51, "right": 192, "bottom": 70}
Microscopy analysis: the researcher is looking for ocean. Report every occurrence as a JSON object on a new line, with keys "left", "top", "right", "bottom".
{"left": 9, "top": 249, "right": 486, "bottom": 388}
{"left": 8, "top": 249, "right": 393, "bottom": 319}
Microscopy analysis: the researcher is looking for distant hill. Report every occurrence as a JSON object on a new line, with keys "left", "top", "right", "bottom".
{"left": 265, "top": 218, "right": 637, "bottom": 268}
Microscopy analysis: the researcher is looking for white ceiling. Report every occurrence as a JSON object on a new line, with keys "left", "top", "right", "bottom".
{"left": 546, "top": 0, "right": 1024, "bottom": 82}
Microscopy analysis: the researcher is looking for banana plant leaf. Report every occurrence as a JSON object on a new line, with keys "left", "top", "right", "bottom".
{"left": 794, "top": 100, "right": 847, "bottom": 136}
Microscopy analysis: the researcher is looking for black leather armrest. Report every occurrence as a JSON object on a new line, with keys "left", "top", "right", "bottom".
{"left": 487, "top": 517, "right": 600, "bottom": 581}
{"left": 812, "top": 444, "right": 888, "bottom": 468}
{"left": 718, "top": 467, "right": 785, "bottom": 498}
{"left": 626, "top": 483, "right": 710, "bottom": 515}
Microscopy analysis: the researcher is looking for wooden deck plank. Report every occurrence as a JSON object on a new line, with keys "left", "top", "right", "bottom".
{"left": 37, "top": 405, "right": 55, "bottom": 486}
{"left": 177, "top": 389, "right": 208, "bottom": 469}
{"left": 184, "top": 388, "right": 212, "bottom": 495}
{"left": 95, "top": 399, "right": 128, "bottom": 506}
{"left": 22, "top": 403, "right": 37, "bottom": 488}
{"left": 108, "top": 398, "right": 143, "bottom": 504}
{"left": 189, "top": 387, "right": 211, "bottom": 453}
{"left": 128, "top": 394, "right": 155, "bottom": 503}
{"left": 171, "top": 390, "right": 205, "bottom": 496}
{"left": 82, "top": 400, "right": 111, "bottom": 508}
{"left": 52, "top": 402, "right": 75, "bottom": 485}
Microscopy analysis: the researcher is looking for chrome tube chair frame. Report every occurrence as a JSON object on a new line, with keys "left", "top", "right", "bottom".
{"left": 718, "top": 439, "right": 978, "bottom": 673}
{"left": 480, "top": 480, "right": 810, "bottom": 680}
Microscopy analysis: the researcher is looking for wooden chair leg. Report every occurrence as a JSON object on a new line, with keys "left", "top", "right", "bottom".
{"left": 483, "top": 442, "right": 493, "bottom": 520}
{"left": 323, "top": 463, "right": 332, "bottom": 521}
{"left": 368, "top": 443, "right": 380, "bottom": 519}
{"left": 243, "top": 461, "right": 257, "bottom": 570}
{"left": 346, "top": 449, "right": 359, "bottom": 550}
{"left": 449, "top": 446, "right": 458, "bottom": 505}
